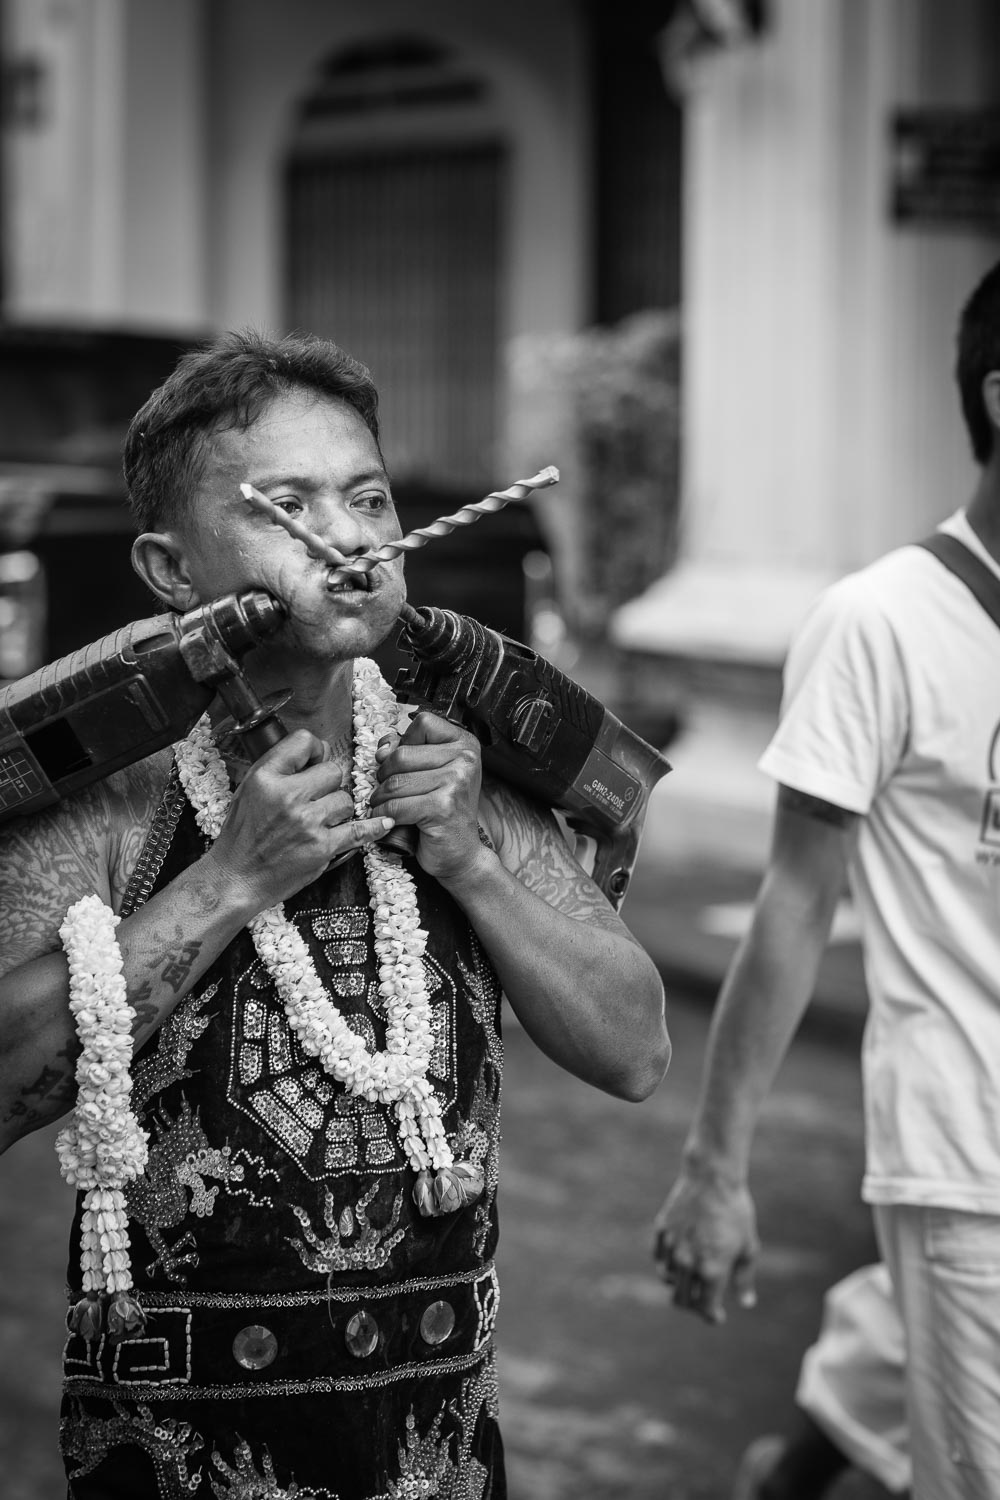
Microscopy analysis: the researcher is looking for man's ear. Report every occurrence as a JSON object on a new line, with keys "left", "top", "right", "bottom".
{"left": 131, "top": 533, "right": 199, "bottom": 613}
{"left": 982, "top": 372, "right": 1000, "bottom": 434}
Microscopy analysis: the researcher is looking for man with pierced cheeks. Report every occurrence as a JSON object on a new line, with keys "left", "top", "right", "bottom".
{"left": 0, "top": 330, "right": 669, "bottom": 1498}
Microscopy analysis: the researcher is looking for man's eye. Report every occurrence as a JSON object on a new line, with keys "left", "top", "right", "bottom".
{"left": 272, "top": 497, "right": 302, "bottom": 516}
{"left": 357, "top": 492, "right": 388, "bottom": 512}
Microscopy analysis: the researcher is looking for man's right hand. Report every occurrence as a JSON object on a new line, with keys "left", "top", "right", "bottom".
{"left": 207, "top": 729, "right": 393, "bottom": 913}
{"left": 652, "top": 1161, "right": 760, "bottom": 1325}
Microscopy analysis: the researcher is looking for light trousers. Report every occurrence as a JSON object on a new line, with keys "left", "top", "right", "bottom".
{"left": 874, "top": 1202, "right": 1000, "bottom": 1500}
{"left": 796, "top": 1260, "right": 910, "bottom": 1493}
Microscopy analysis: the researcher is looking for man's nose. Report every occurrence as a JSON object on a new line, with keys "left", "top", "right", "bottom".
{"left": 312, "top": 498, "right": 371, "bottom": 556}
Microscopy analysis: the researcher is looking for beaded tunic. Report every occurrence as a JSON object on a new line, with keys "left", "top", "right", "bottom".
{"left": 60, "top": 769, "right": 506, "bottom": 1499}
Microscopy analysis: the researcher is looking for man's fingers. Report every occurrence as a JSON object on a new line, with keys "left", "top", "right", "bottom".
{"left": 248, "top": 731, "right": 346, "bottom": 797}
{"left": 257, "top": 727, "right": 331, "bottom": 771}
{"left": 700, "top": 1279, "right": 728, "bottom": 1325}
{"left": 672, "top": 1268, "right": 725, "bottom": 1324}
{"left": 352, "top": 815, "right": 396, "bottom": 842}
{"left": 379, "top": 743, "right": 472, "bottom": 780}
{"left": 370, "top": 767, "right": 456, "bottom": 812}
{"left": 324, "top": 815, "right": 395, "bottom": 869}
{"left": 670, "top": 1265, "right": 698, "bottom": 1307}
{"left": 400, "top": 711, "right": 460, "bottom": 747}
{"left": 375, "top": 731, "right": 401, "bottom": 764}
{"left": 733, "top": 1254, "right": 758, "bottom": 1310}
{"left": 654, "top": 1227, "right": 744, "bottom": 1324}
{"left": 326, "top": 816, "right": 396, "bottom": 862}
{"left": 291, "top": 761, "right": 346, "bottom": 802}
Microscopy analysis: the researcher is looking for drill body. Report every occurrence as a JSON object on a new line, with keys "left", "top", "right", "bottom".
{"left": 0, "top": 590, "right": 285, "bottom": 824}
{"left": 394, "top": 604, "right": 671, "bottom": 909}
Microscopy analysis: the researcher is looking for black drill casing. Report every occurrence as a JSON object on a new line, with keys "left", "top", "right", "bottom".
{"left": 394, "top": 606, "right": 671, "bottom": 909}
{"left": 0, "top": 590, "right": 283, "bottom": 823}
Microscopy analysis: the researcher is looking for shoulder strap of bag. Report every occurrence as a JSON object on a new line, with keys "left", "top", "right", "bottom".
{"left": 917, "top": 531, "right": 1000, "bottom": 632}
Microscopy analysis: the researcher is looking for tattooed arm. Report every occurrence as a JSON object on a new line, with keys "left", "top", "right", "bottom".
{"left": 459, "top": 776, "right": 669, "bottom": 1101}
{"left": 650, "top": 785, "right": 859, "bottom": 1322}
{"left": 0, "top": 756, "right": 253, "bottom": 1149}
{"left": 0, "top": 727, "right": 394, "bottom": 1150}
{"left": 369, "top": 709, "right": 668, "bottom": 1100}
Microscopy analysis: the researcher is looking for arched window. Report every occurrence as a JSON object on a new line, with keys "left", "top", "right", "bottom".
{"left": 284, "top": 37, "right": 506, "bottom": 487}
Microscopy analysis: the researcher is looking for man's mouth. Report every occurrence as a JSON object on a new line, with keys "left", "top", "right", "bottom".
{"left": 326, "top": 566, "right": 373, "bottom": 595}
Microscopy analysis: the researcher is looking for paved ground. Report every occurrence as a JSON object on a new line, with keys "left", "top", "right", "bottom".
{"left": 496, "top": 1001, "right": 883, "bottom": 1500}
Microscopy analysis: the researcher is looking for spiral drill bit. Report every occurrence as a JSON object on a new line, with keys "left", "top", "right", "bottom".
{"left": 240, "top": 466, "right": 559, "bottom": 579}
{"left": 239, "top": 484, "right": 351, "bottom": 567}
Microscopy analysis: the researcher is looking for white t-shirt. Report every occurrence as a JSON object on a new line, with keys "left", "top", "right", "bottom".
{"left": 759, "top": 512, "right": 1000, "bottom": 1212}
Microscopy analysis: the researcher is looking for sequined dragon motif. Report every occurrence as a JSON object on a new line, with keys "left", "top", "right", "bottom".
{"left": 370, "top": 1358, "right": 500, "bottom": 1500}
{"left": 61, "top": 1398, "right": 202, "bottom": 1498}
{"left": 205, "top": 1358, "right": 499, "bottom": 1500}
{"left": 125, "top": 1095, "right": 245, "bottom": 1282}
{"left": 209, "top": 1438, "right": 337, "bottom": 1498}
{"left": 131, "top": 985, "right": 217, "bottom": 1110}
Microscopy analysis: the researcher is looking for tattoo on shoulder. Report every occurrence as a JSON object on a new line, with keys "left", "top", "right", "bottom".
{"left": 0, "top": 783, "right": 114, "bottom": 969}
{"left": 106, "top": 753, "right": 172, "bottom": 892}
{"left": 0, "top": 752, "right": 168, "bottom": 972}
{"left": 778, "top": 785, "right": 856, "bottom": 828}
{"left": 481, "top": 777, "right": 637, "bottom": 937}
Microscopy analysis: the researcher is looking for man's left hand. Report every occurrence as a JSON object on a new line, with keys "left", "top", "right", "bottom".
{"left": 369, "top": 711, "right": 486, "bottom": 883}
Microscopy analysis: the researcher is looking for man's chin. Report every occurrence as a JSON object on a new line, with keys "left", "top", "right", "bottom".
{"left": 290, "top": 605, "right": 402, "bottom": 663}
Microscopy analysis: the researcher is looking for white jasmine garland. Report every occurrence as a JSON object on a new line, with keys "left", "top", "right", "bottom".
{"left": 57, "top": 894, "right": 149, "bottom": 1339}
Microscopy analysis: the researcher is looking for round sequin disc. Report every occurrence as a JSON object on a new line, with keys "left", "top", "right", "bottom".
{"left": 345, "top": 1309, "right": 379, "bottom": 1359}
{"left": 419, "top": 1299, "right": 456, "bottom": 1346}
{"left": 232, "top": 1324, "right": 278, "bottom": 1370}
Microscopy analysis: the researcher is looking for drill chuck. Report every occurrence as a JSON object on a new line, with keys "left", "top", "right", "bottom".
{"left": 0, "top": 588, "right": 285, "bottom": 825}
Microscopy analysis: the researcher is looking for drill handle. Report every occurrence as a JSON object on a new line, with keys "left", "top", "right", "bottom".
{"left": 565, "top": 814, "right": 645, "bottom": 913}
{"left": 239, "top": 712, "right": 288, "bottom": 760}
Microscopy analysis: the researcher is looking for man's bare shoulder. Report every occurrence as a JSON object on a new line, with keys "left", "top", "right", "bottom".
{"left": 479, "top": 774, "right": 632, "bottom": 935}
{"left": 103, "top": 748, "right": 175, "bottom": 890}
{"left": 0, "top": 749, "right": 172, "bottom": 973}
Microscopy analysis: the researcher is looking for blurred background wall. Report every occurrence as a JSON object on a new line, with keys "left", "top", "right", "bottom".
{"left": 0, "top": 0, "right": 998, "bottom": 750}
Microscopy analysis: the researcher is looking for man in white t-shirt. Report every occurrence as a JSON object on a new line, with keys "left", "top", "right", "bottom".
{"left": 652, "top": 260, "right": 1000, "bottom": 1500}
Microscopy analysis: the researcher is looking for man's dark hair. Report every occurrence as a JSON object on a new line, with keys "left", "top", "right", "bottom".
{"left": 956, "top": 261, "right": 1000, "bottom": 465}
{"left": 123, "top": 329, "right": 382, "bottom": 532}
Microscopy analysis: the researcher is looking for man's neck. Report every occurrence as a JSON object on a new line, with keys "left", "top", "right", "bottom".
{"left": 965, "top": 466, "right": 1000, "bottom": 565}
{"left": 212, "top": 654, "right": 357, "bottom": 767}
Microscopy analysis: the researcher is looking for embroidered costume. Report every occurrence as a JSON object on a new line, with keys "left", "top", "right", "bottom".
{"left": 60, "top": 766, "right": 506, "bottom": 1499}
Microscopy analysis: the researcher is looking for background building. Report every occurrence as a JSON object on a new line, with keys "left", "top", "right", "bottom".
{"left": 0, "top": 0, "right": 682, "bottom": 668}
{"left": 0, "top": 0, "right": 998, "bottom": 751}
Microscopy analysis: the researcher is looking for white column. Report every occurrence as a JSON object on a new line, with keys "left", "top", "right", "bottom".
{"left": 683, "top": 0, "right": 844, "bottom": 577}
{"left": 614, "top": 0, "right": 1000, "bottom": 667}
{"left": 615, "top": 0, "right": 848, "bottom": 665}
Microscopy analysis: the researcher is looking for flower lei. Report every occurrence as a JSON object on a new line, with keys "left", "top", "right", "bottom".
{"left": 174, "top": 656, "right": 483, "bottom": 1220}
{"left": 56, "top": 895, "right": 149, "bottom": 1342}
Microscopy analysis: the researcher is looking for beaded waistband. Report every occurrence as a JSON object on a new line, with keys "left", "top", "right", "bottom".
{"left": 63, "top": 1262, "right": 499, "bottom": 1400}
